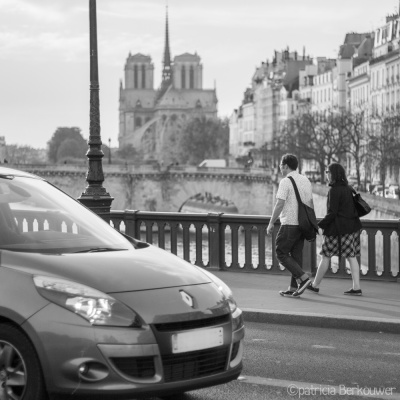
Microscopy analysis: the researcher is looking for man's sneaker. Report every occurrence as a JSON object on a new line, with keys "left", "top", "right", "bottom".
{"left": 293, "top": 279, "right": 312, "bottom": 296}
{"left": 344, "top": 289, "right": 362, "bottom": 296}
{"left": 279, "top": 290, "right": 295, "bottom": 297}
{"left": 306, "top": 283, "right": 320, "bottom": 293}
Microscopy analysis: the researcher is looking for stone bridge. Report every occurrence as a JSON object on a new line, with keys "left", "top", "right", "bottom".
{"left": 10, "top": 164, "right": 400, "bottom": 219}
{"left": 15, "top": 165, "right": 277, "bottom": 215}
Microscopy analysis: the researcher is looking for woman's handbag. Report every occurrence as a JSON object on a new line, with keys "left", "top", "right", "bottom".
{"left": 288, "top": 177, "right": 318, "bottom": 242}
{"left": 351, "top": 187, "right": 371, "bottom": 217}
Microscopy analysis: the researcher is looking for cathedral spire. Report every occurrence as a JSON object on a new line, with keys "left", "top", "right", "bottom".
{"left": 162, "top": 5, "right": 172, "bottom": 84}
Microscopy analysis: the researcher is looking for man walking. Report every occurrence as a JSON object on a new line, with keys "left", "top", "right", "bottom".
{"left": 266, "top": 154, "right": 314, "bottom": 297}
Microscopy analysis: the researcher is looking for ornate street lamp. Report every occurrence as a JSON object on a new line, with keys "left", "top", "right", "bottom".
{"left": 108, "top": 138, "right": 111, "bottom": 164}
{"left": 78, "top": 0, "right": 113, "bottom": 216}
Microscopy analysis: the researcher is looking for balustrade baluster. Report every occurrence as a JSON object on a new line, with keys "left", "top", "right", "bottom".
{"left": 195, "top": 223, "right": 204, "bottom": 267}
{"left": 243, "top": 226, "right": 252, "bottom": 270}
{"left": 230, "top": 224, "right": 239, "bottom": 270}
{"left": 182, "top": 223, "right": 190, "bottom": 262}
{"left": 170, "top": 223, "right": 178, "bottom": 255}
{"left": 158, "top": 223, "right": 165, "bottom": 249}
{"left": 258, "top": 226, "right": 266, "bottom": 271}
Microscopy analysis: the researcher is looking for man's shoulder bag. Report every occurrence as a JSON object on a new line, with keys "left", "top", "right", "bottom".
{"left": 288, "top": 177, "right": 318, "bottom": 242}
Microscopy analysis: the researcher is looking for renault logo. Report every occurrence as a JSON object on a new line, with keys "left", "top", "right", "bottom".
{"left": 180, "top": 290, "right": 194, "bottom": 308}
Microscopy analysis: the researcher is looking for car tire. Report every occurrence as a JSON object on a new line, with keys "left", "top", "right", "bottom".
{"left": 0, "top": 323, "right": 47, "bottom": 400}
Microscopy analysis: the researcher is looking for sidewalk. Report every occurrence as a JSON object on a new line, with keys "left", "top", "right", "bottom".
{"left": 211, "top": 270, "right": 400, "bottom": 334}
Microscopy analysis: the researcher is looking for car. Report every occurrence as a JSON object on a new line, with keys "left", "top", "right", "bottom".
{"left": 0, "top": 166, "right": 244, "bottom": 400}
{"left": 371, "top": 185, "right": 384, "bottom": 196}
{"left": 388, "top": 185, "right": 399, "bottom": 199}
{"left": 304, "top": 170, "right": 321, "bottom": 183}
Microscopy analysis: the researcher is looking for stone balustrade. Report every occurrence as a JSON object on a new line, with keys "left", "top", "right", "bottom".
{"left": 108, "top": 210, "right": 400, "bottom": 282}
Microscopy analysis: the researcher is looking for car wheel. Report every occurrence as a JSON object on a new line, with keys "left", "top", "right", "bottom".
{"left": 0, "top": 324, "right": 47, "bottom": 400}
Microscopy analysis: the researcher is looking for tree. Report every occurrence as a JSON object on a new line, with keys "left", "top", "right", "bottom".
{"left": 283, "top": 110, "right": 348, "bottom": 183}
{"left": 116, "top": 144, "right": 141, "bottom": 162}
{"left": 5, "top": 145, "right": 46, "bottom": 164}
{"left": 340, "top": 111, "right": 367, "bottom": 189}
{"left": 178, "top": 116, "right": 229, "bottom": 165}
{"left": 366, "top": 113, "right": 400, "bottom": 196}
{"left": 47, "top": 127, "right": 87, "bottom": 163}
{"left": 56, "top": 139, "right": 83, "bottom": 163}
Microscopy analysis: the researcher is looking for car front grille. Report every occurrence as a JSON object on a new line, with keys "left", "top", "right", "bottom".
{"left": 162, "top": 346, "right": 229, "bottom": 383}
{"left": 110, "top": 356, "right": 155, "bottom": 379}
{"left": 154, "top": 314, "right": 230, "bottom": 332}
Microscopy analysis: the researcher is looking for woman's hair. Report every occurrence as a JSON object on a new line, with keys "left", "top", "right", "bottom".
{"left": 281, "top": 154, "right": 298, "bottom": 170}
{"left": 327, "top": 162, "right": 348, "bottom": 185}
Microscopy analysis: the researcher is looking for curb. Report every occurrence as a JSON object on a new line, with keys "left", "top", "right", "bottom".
{"left": 242, "top": 308, "right": 400, "bottom": 334}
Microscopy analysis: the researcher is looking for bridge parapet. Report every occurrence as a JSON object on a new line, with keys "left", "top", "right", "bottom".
{"left": 109, "top": 210, "right": 400, "bottom": 282}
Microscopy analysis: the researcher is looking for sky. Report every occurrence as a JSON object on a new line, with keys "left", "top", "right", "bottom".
{"left": 1, "top": 0, "right": 399, "bottom": 149}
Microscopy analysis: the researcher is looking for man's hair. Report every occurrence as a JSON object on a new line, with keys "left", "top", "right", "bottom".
{"left": 281, "top": 154, "right": 298, "bottom": 170}
{"left": 327, "top": 162, "right": 348, "bottom": 184}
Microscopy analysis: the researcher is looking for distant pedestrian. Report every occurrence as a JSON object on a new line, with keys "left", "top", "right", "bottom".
{"left": 307, "top": 162, "right": 363, "bottom": 296}
{"left": 266, "top": 154, "right": 314, "bottom": 297}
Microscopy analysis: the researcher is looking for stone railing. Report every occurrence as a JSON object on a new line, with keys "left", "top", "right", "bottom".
{"left": 108, "top": 210, "right": 400, "bottom": 282}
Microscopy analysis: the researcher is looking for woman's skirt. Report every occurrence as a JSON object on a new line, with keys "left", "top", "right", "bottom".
{"left": 320, "top": 230, "right": 361, "bottom": 258}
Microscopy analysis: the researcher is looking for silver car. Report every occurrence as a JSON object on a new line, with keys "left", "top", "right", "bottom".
{"left": 0, "top": 167, "right": 244, "bottom": 400}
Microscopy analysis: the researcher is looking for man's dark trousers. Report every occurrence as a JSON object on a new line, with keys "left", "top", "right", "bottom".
{"left": 275, "top": 225, "right": 307, "bottom": 291}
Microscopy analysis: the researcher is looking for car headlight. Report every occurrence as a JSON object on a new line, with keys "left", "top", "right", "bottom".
{"left": 33, "top": 275, "right": 141, "bottom": 327}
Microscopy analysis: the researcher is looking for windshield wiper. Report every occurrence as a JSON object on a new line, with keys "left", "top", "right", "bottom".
{"left": 74, "top": 247, "right": 128, "bottom": 253}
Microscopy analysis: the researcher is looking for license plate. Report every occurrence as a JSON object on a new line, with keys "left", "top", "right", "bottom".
{"left": 172, "top": 327, "right": 224, "bottom": 354}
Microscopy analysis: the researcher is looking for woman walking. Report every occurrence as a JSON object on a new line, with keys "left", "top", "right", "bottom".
{"left": 308, "top": 162, "right": 363, "bottom": 295}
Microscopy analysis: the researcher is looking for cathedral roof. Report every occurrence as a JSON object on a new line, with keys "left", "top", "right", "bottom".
{"left": 174, "top": 53, "right": 201, "bottom": 62}
{"left": 128, "top": 53, "right": 152, "bottom": 62}
{"left": 156, "top": 88, "right": 217, "bottom": 110}
{"left": 120, "top": 89, "right": 157, "bottom": 109}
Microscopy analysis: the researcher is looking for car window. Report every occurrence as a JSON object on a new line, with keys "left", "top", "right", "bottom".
{"left": 0, "top": 176, "right": 132, "bottom": 254}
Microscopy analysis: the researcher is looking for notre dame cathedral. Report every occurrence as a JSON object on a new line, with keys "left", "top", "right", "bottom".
{"left": 118, "top": 8, "right": 218, "bottom": 165}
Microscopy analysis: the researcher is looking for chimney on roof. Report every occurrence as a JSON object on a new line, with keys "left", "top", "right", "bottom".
{"left": 303, "top": 46, "right": 306, "bottom": 60}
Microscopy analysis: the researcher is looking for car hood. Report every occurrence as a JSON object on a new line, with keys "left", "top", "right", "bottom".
{"left": 0, "top": 246, "right": 212, "bottom": 293}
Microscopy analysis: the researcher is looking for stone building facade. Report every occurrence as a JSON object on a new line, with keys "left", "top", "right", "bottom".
{"left": 118, "top": 9, "right": 218, "bottom": 165}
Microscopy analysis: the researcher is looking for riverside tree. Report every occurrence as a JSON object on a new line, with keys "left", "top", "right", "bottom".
{"left": 47, "top": 127, "right": 87, "bottom": 163}
{"left": 178, "top": 116, "right": 229, "bottom": 165}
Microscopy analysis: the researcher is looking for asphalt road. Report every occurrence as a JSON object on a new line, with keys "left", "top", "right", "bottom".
{"left": 146, "top": 322, "right": 400, "bottom": 400}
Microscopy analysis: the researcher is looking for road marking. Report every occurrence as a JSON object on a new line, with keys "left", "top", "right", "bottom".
{"left": 383, "top": 352, "right": 400, "bottom": 356}
{"left": 237, "top": 375, "right": 400, "bottom": 399}
{"left": 311, "top": 345, "right": 336, "bottom": 349}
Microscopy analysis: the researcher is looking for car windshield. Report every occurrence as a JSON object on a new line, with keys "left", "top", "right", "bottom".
{"left": 0, "top": 175, "right": 132, "bottom": 254}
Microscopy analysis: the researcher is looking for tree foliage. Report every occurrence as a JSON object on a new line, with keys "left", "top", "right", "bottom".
{"left": 5, "top": 145, "right": 46, "bottom": 164}
{"left": 178, "top": 116, "right": 229, "bottom": 165}
{"left": 366, "top": 114, "right": 400, "bottom": 194}
{"left": 281, "top": 110, "right": 349, "bottom": 183}
{"left": 47, "top": 127, "right": 87, "bottom": 163}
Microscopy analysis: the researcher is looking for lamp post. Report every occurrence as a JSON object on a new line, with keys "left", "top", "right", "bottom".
{"left": 108, "top": 138, "right": 111, "bottom": 164}
{"left": 78, "top": 0, "right": 113, "bottom": 215}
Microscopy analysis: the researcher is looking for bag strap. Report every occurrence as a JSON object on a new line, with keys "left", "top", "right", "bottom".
{"left": 288, "top": 176, "right": 302, "bottom": 205}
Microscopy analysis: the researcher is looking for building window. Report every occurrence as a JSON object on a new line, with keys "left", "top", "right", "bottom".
{"left": 135, "top": 117, "right": 142, "bottom": 128}
{"left": 181, "top": 66, "right": 186, "bottom": 89}
{"left": 190, "top": 65, "right": 194, "bottom": 89}
{"left": 141, "top": 64, "right": 146, "bottom": 88}
{"left": 134, "top": 65, "right": 138, "bottom": 89}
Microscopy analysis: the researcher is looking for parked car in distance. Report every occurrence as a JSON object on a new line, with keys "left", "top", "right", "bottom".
{"left": 0, "top": 166, "right": 244, "bottom": 400}
{"left": 371, "top": 185, "right": 384, "bottom": 196}
{"left": 304, "top": 170, "right": 321, "bottom": 183}
{"left": 198, "top": 159, "right": 227, "bottom": 168}
{"left": 388, "top": 185, "right": 399, "bottom": 199}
